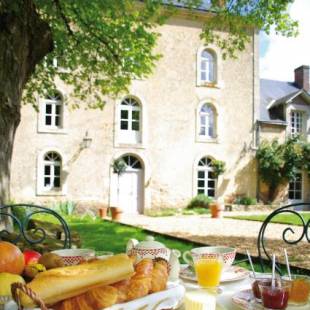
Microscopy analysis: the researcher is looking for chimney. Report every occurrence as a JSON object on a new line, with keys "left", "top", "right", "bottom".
{"left": 294, "top": 65, "right": 310, "bottom": 92}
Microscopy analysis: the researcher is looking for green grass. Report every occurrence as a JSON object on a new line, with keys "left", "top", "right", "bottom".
{"left": 227, "top": 212, "right": 310, "bottom": 226}
{"left": 32, "top": 214, "right": 307, "bottom": 274}
{"left": 65, "top": 216, "right": 198, "bottom": 257}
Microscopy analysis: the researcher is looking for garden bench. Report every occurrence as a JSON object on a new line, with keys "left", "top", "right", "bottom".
{"left": 0, "top": 204, "right": 72, "bottom": 251}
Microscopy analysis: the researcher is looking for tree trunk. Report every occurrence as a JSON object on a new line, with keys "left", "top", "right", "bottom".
{"left": 0, "top": 0, "right": 53, "bottom": 206}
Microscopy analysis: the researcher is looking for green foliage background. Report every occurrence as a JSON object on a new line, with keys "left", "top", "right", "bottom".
{"left": 256, "top": 137, "right": 310, "bottom": 199}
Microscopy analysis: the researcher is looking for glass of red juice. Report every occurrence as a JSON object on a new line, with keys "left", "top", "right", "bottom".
{"left": 250, "top": 274, "right": 273, "bottom": 302}
{"left": 259, "top": 280, "right": 291, "bottom": 310}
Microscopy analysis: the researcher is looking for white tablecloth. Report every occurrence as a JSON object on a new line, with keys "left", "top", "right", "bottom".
{"left": 180, "top": 278, "right": 309, "bottom": 310}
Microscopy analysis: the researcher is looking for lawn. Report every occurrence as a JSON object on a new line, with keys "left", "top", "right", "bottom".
{"left": 227, "top": 212, "right": 310, "bottom": 226}
{"left": 64, "top": 216, "right": 281, "bottom": 273}
{"left": 66, "top": 216, "right": 198, "bottom": 256}
{"left": 25, "top": 213, "right": 308, "bottom": 274}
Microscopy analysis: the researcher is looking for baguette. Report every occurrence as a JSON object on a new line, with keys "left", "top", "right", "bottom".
{"left": 19, "top": 254, "right": 134, "bottom": 307}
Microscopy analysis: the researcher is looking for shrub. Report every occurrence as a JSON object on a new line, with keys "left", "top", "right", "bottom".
{"left": 212, "top": 160, "right": 226, "bottom": 177}
{"left": 234, "top": 196, "right": 257, "bottom": 206}
{"left": 187, "top": 194, "right": 213, "bottom": 209}
{"left": 52, "top": 201, "right": 76, "bottom": 216}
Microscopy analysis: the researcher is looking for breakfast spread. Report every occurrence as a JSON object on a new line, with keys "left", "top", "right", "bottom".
{"left": 0, "top": 240, "right": 173, "bottom": 310}
{"left": 1, "top": 240, "right": 309, "bottom": 310}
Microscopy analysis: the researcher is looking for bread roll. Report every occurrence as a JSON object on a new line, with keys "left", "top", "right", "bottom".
{"left": 20, "top": 254, "right": 134, "bottom": 307}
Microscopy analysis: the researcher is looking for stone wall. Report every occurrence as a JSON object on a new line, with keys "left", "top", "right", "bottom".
{"left": 10, "top": 15, "right": 259, "bottom": 213}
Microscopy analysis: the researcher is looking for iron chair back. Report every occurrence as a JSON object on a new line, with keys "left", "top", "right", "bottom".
{"left": 257, "top": 202, "right": 310, "bottom": 274}
{"left": 0, "top": 204, "right": 71, "bottom": 249}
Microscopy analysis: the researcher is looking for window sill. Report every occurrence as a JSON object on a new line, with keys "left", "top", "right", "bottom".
{"left": 196, "top": 137, "right": 219, "bottom": 144}
{"left": 36, "top": 190, "right": 66, "bottom": 197}
{"left": 37, "top": 128, "right": 68, "bottom": 135}
{"left": 196, "top": 81, "right": 223, "bottom": 89}
{"left": 115, "top": 143, "right": 146, "bottom": 149}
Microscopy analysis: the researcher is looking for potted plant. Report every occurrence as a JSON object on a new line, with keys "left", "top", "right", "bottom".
{"left": 98, "top": 207, "right": 108, "bottom": 218}
{"left": 110, "top": 158, "right": 127, "bottom": 220}
{"left": 211, "top": 159, "right": 226, "bottom": 178}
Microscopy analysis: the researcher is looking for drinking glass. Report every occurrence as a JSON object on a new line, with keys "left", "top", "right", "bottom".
{"left": 259, "top": 280, "right": 291, "bottom": 310}
{"left": 194, "top": 256, "right": 223, "bottom": 289}
{"left": 283, "top": 274, "right": 310, "bottom": 306}
{"left": 250, "top": 273, "right": 273, "bottom": 302}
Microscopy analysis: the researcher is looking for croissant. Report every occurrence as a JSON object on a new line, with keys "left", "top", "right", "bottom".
{"left": 151, "top": 259, "right": 169, "bottom": 293}
{"left": 126, "top": 258, "right": 153, "bottom": 301}
{"left": 53, "top": 258, "right": 168, "bottom": 310}
{"left": 53, "top": 286, "right": 118, "bottom": 310}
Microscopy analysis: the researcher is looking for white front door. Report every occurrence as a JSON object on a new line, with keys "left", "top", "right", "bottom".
{"left": 119, "top": 170, "right": 143, "bottom": 214}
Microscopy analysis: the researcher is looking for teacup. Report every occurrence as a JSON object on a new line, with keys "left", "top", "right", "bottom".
{"left": 52, "top": 248, "right": 95, "bottom": 266}
{"left": 183, "top": 246, "right": 236, "bottom": 270}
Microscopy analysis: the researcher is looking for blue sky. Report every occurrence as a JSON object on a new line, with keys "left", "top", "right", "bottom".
{"left": 260, "top": 0, "right": 310, "bottom": 81}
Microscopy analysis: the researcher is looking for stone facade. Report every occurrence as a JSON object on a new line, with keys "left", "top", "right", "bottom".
{"left": 10, "top": 14, "right": 259, "bottom": 213}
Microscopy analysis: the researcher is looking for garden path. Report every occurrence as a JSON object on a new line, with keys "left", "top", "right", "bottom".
{"left": 120, "top": 213, "right": 309, "bottom": 269}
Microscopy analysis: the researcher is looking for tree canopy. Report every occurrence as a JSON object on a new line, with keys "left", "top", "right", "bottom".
{"left": 17, "top": 0, "right": 298, "bottom": 108}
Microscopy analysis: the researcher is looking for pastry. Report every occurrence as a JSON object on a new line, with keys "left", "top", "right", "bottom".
{"left": 19, "top": 254, "right": 134, "bottom": 307}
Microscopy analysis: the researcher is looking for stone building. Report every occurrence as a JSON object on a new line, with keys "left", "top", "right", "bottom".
{"left": 10, "top": 9, "right": 260, "bottom": 213}
{"left": 258, "top": 65, "right": 310, "bottom": 203}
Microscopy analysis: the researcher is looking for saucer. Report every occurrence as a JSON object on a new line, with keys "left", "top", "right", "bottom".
{"left": 180, "top": 265, "right": 250, "bottom": 283}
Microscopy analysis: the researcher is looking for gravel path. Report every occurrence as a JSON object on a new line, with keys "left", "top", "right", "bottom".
{"left": 120, "top": 214, "right": 309, "bottom": 269}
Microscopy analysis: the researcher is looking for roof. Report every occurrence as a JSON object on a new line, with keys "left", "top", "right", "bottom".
{"left": 259, "top": 79, "right": 300, "bottom": 123}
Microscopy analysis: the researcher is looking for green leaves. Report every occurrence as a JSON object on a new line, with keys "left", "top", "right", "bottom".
{"left": 256, "top": 137, "right": 310, "bottom": 192}
{"left": 24, "top": 0, "right": 298, "bottom": 107}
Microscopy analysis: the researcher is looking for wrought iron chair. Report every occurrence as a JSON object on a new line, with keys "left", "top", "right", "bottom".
{"left": 257, "top": 202, "right": 310, "bottom": 274}
{"left": 0, "top": 204, "right": 71, "bottom": 250}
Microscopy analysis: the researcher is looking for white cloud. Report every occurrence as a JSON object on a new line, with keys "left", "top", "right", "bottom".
{"left": 260, "top": 0, "right": 310, "bottom": 81}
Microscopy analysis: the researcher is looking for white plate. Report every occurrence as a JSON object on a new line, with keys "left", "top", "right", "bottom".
{"left": 231, "top": 289, "right": 262, "bottom": 310}
{"left": 4, "top": 283, "right": 185, "bottom": 310}
{"left": 180, "top": 265, "right": 250, "bottom": 283}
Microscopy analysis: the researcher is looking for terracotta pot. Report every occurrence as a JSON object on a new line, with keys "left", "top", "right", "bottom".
{"left": 98, "top": 207, "right": 108, "bottom": 219}
{"left": 209, "top": 202, "right": 224, "bottom": 218}
{"left": 111, "top": 207, "right": 123, "bottom": 221}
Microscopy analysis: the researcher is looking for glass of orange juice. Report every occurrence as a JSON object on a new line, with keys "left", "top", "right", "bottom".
{"left": 194, "top": 256, "right": 223, "bottom": 289}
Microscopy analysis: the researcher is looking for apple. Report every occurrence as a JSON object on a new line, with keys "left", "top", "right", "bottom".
{"left": 23, "top": 249, "right": 41, "bottom": 265}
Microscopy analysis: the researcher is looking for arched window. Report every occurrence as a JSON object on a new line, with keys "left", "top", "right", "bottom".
{"left": 199, "top": 103, "right": 216, "bottom": 138}
{"left": 119, "top": 97, "right": 142, "bottom": 143}
{"left": 43, "top": 92, "right": 63, "bottom": 128}
{"left": 197, "top": 157, "right": 216, "bottom": 198}
{"left": 122, "top": 155, "right": 142, "bottom": 170}
{"left": 43, "top": 152, "right": 62, "bottom": 190}
{"left": 200, "top": 49, "right": 216, "bottom": 83}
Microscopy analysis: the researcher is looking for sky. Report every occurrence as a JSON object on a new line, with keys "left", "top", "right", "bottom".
{"left": 260, "top": 0, "right": 310, "bottom": 81}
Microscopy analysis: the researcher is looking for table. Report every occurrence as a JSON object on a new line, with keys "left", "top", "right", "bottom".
{"left": 180, "top": 278, "right": 310, "bottom": 310}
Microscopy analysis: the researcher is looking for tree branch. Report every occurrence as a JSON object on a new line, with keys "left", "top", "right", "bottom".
{"left": 52, "top": 0, "right": 74, "bottom": 36}
{"left": 71, "top": 7, "right": 121, "bottom": 65}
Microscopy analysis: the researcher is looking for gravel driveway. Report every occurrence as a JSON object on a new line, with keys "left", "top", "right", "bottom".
{"left": 120, "top": 213, "right": 309, "bottom": 270}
